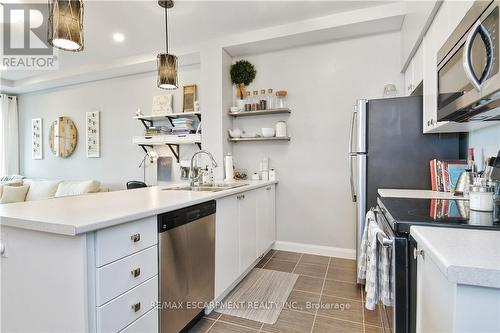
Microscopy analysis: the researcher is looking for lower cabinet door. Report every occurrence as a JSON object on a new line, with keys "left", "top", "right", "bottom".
{"left": 256, "top": 186, "right": 276, "bottom": 257}
{"left": 238, "top": 190, "right": 257, "bottom": 274}
{"left": 215, "top": 195, "right": 240, "bottom": 299}
{"left": 97, "top": 276, "right": 158, "bottom": 333}
{"left": 119, "top": 308, "right": 158, "bottom": 333}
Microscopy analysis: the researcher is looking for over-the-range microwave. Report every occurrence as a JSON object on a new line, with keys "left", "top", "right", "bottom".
{"left": 437, "top": 0, "right": 500, "bottom": 122}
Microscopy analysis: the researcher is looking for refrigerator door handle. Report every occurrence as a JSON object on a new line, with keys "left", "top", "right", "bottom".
{"left": 350, "top": 154, "right": 357, "bottom": 202}
{"left": 349, "top": 108, "right": 357, "bottom": 154}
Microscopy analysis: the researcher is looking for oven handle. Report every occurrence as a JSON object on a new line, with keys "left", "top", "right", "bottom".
{"left": 374, "top": 208, "right": 395, "bottom": 248}
{"left": 463, "top": 20, "right": 495, "bottom": 92}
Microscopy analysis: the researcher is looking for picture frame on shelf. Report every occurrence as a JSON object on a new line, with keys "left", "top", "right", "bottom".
{"left": 183, "top": 84, "right": 197, "bottom": 112}
{"left": 152, "top": 94, "right": 173, "bottom": 115}
{"left": 86, "top": 111, "right": 100, "bottom": 158}
{"left": 32, "top": 118, "right": 43, "bottom": 159}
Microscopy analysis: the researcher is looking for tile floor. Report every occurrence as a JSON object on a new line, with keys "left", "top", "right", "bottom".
{"left": 189, "top": 250, "right": 383, "bottom": 333}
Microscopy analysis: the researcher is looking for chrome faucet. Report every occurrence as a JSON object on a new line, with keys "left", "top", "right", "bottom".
{"left": 190, "top": 150, "right": 218, "bottom": 187}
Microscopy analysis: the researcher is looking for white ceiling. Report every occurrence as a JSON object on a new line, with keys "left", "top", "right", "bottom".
{"left": 1, "top": 1, "right": 394, "bottom": 81}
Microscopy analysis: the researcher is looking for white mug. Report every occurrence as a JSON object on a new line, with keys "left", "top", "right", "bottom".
{"left": 251, "top": 173, "right": 260, "bottom": 180}
{"left": 269, "top": 169, "right": 277, "bottom": 181}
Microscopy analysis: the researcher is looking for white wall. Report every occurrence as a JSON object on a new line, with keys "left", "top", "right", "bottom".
{"left": 231, "top": 32, "right": 403, "bottom": 252}
{"left": 468, "top": 124, "right": 500, "bottom": 170}
{"left": 18, "top": 66, "right": 200, "bottom": 190}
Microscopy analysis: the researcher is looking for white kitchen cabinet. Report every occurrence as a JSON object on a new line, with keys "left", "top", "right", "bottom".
{"left": 415, "top": 241, "right": 500, "bottom": 332}
{"left": 400, "top": 0, "right": 441, "bottom": 71}
{"left": 256, "top": 185, "right": 276, "bottom": 258}
{"left": 238, "top": 190, "right": 257, "bottom": 274}
{"left": 214, "top": 195, "right": 240, "bottom": 299}
{"left": 403, "top": 44, "right": 423, "bottom": 96}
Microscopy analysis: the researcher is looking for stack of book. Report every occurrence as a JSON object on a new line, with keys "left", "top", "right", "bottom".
{"left": 145, "top": 126, "right": 169, "bottom": 137}
{"left": 429, "top": 159, "right": 468, "bottom": 192}
{"left": 171, "top": 118, "right": 196, "bottom": 136}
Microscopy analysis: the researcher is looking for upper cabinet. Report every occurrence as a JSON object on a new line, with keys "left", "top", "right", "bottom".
{"left": 404, "top": 44, "right": 424, "bottom": 96}
{"left": 400, "top": 0, "right": 442, "bottom": 72}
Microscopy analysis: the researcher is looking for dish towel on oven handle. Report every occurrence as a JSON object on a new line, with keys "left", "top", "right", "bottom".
{"left": 364, "top": 216, "right": 382, "bottom": 310}
{"left": 357, "top": 209, "right": 374, "bottom": 284}
{"left": 379, "top": 236, "right": 394, "bottom": 307}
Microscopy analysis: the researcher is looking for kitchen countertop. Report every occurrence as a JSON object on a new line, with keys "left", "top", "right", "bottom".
{"left": 378, "top": 188, "right": 465, "bottom": 200}
{"left": 0, "top": 180, "right": 277, "bottom": 236}
{"left": 410, "top": 226, "right": 500, "bottom": 288}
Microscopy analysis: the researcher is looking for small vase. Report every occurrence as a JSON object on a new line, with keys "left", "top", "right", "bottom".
{"left": 236, "top": 99, "right": 245, "bottom": 112}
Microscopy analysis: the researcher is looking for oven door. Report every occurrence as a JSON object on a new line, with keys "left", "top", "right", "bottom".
{"left": 437, "top": 1, "right": 499, "bottom": 122}
{"left": 376, "top": 208, "right": 409, "bottom": 333}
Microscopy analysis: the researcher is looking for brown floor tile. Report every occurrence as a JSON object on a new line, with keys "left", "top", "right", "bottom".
{"left": 255, "top": 256, "right": 270, "bottom": 268}
{"left": 263, "top": 249, "right": 276, "bottom": 260}
{"left": 322, "top": 279, "right": 362, "bottom": 301}
{"left": 330, "top": 257, "right": 356, "bottom": 270}
{"left": 272, "top": 251, "right": 302, "bottom": 263}
{"left": 317, "top": 294, "right": 363, "bottom": 323}
{"left": 218, "top": 314, "right": 262, "bottom": 330}
{"left": 206, "top": 311, "right": 222, "bottom": 320}
{"left": 208, "top": 321, "right": 258, "bottom": 333}
{"left": 312, "top": 316, "right": 363, "bottom": 333}
{"left": 364, "top": 304, "right": 382, "bottom": 327}
{"left": 261, "top": 309, "right": 315, "bottom": 333}
{"left": 293, "top": 275, "right": 324, "bottom": 294}
{"left": 189, "top": 318, "right": 216, "bottom": 333}
{"left": 326, "top": 266, "right": 357, "bottom": 283}
{"left": 298, "top": 254, "right": 329, "bottom": 266}
{"left": 293, "top": 263, "right": 327, "bottom": 278}
{"left": 263, "top": 259, "right": 296, "bottom": 273}
{"left": 365, "top": 324, "right": 384, "bottom": 333}
{"left": 285, "top": 290, "right": 320, "bottom": 314}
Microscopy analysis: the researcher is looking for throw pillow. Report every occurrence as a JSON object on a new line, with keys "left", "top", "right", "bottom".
{"left": 26, "top": 180, "right": 62, "bottom": 201}
{"left": 55, "top": 180, "right": 101, "bottom": 198}
{"left": 0, "top": 184, "right": 30, "bottom": 204}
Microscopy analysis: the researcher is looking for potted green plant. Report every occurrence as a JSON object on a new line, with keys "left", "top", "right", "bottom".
{"left": 230, "top": 60, "right": 256, "bottom": 109}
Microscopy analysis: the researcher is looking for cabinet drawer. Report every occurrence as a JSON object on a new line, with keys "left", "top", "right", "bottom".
{"left": 97, "top": 276, "right": 158, "bottom": 333}
{"left": 96, "top": 216, "right": 157, "bottom": 267}
{"left": 96, "top": 245, "right": 158, "bottom": 306}
{"left": 119, "top": 308, "right": 158, "bottom": 333}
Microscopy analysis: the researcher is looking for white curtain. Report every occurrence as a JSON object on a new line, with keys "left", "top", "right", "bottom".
{"left": 0, "top": 94, "right": 19, "bottom": 176}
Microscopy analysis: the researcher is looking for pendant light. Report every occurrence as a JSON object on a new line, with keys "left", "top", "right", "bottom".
{"left": 48, "top": 0, "right": 84, "bottom": 52}
{"left": 157, "top": 0, "right": 178, "bottom": 89}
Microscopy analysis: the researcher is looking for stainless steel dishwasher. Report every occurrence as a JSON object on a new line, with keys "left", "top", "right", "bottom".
{"left": 158, "top": 201, "right": 216, "bottom": 333}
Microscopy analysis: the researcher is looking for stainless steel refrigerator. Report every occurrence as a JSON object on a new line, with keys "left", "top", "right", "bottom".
{"left": 349, "top": 96, "right": 460, "bottom": 258}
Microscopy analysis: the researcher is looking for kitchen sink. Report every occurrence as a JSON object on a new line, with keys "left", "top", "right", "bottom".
{"left": 163, "top": 183, "right": 248, "bottom": 192}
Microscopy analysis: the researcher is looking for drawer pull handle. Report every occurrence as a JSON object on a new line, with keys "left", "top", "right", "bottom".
{"left": 131, "top": 268, "right": 141, "bottom": 278}
{"left": 131, "top": 302, "right": 141, "bottom": 312}
{"left": 130, "top": 234, "right": 141, "bottom": 242}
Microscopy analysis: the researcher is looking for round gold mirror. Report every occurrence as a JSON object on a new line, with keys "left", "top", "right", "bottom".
{"left": 49, "top": 116, "right": 78, "bottom": 158}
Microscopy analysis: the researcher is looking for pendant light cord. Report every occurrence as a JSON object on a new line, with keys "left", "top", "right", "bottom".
{"left": 164, "top": 6, "right": 169, "bottom": 53}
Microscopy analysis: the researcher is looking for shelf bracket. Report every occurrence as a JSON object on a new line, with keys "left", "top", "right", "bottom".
{"left": 139, "top": 118, "right": 153, "bottom": 130}
{"left": 165, "top": 116, "right": 174, "bottom": 127}
{"left": 138, "top": 144, "right": 153, "bottom": 154}
{"left": 195, "top": 113, "right": 201, "bottom": 121}
{"left": 166, "top": 144, "right": 180, "bottom": 163}
{"left": 195, "top": 142, "right": 202, "bottom": 149}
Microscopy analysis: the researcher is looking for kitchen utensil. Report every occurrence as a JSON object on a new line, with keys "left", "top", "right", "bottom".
{"left": 261, "top": 128, "right": 275, "bottom": 138}
{"left": 275, "top": 121, "right": 287, "bottom": 137}
{"left": 228, "top": 128, "right": 242, "bottom": 138}
{"left": 454, "top": 170, "right": 475, "bottom": 196}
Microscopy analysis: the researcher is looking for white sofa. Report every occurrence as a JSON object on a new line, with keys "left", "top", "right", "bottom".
{"left": 0, "top": 178, "right": 109, "bottom": 204}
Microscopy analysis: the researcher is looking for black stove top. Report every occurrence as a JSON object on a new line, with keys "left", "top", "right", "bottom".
{"left": 378, "top": 197, "right": 500, "bottom": 233}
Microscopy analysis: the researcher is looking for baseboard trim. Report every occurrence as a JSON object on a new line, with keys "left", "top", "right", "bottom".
{"left": 272, "top": 241, "right": 356, "bottom": 260}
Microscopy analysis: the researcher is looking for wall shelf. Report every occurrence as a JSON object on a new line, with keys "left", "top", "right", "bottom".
{"left": 133, "top": 112, "right": 201, "bottom": 129}
{"left": 228, "top": 108, "right": 291, "bottom": 117}
{"left": 228, "top": 136, "right": 291, "bottom": 142}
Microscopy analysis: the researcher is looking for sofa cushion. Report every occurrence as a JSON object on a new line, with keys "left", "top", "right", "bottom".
{"left": 55, "top": 180, "right": 101, "bottom": 198}
{"left": 0, "top": 184, "right": 30, "bottom": 204}
{"left": 26, "top": 180, "right": 62, "bottom": 201}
